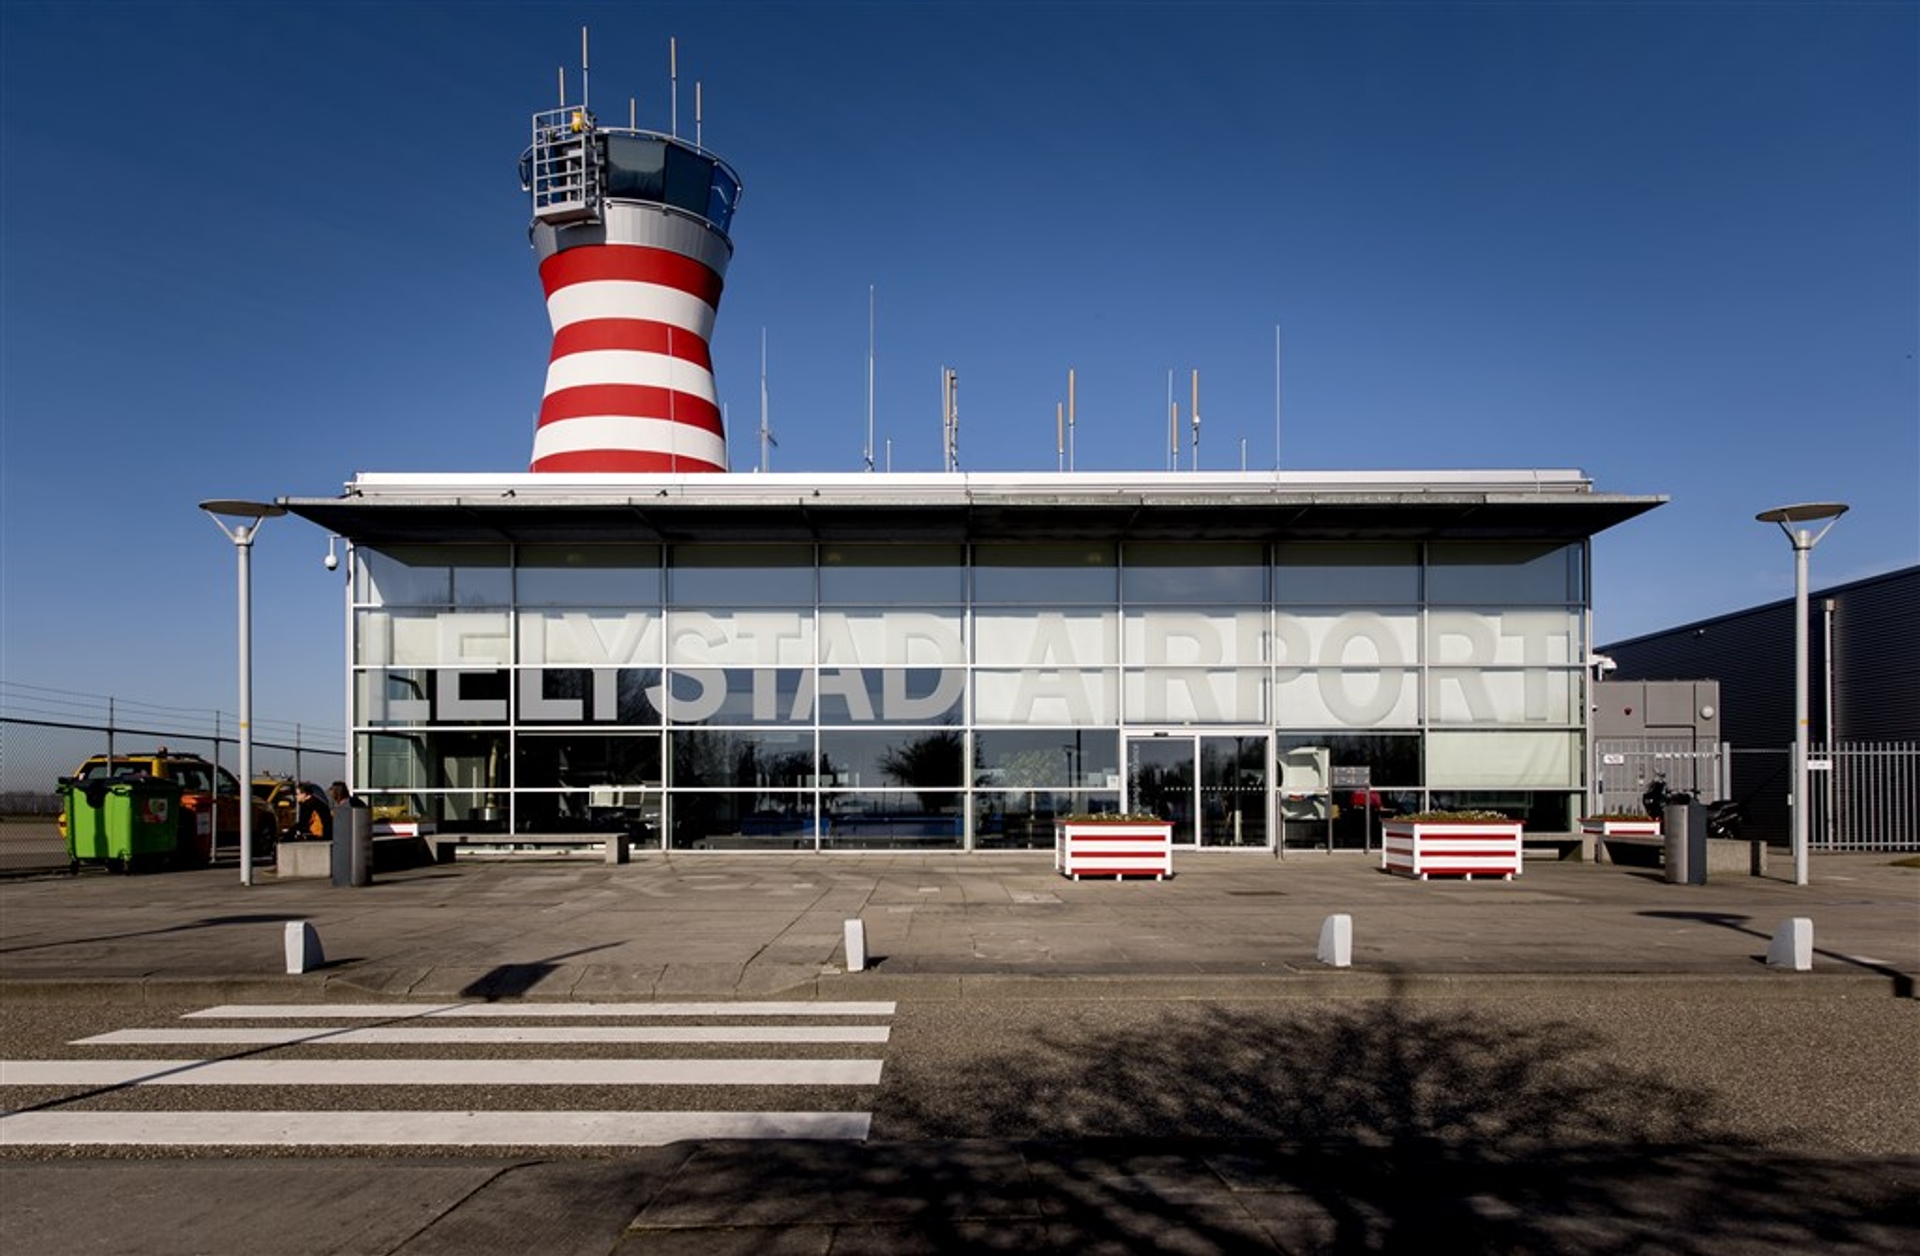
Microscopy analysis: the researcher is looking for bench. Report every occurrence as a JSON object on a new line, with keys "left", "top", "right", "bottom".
{"left": 1521, "top": 831, "right": 1594, "bottom": 862}
{"left": 430, "top": 832, "right": 633, "bottom": 864}
{"left": 1596, "top": 832, "right": 1770, "bottom": 876}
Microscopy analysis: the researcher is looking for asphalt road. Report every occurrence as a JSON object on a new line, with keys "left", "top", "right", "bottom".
{"left": 2, "top": 989, "right": 1916, "bottom": 1252}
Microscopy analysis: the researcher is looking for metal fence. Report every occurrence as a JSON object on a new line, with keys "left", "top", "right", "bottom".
{"left": 1589, "top": 736, "right": 1915, "bottom": 853}
{"left": 0, "top": 682, "right": 344, "bottom": 814}
{"left": 1810, "top": 741, "right": 1919, "bottom": 852}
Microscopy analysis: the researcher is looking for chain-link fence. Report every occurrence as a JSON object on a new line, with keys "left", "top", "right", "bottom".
{"left": 0, "top": 682, "right": 344, "bottom": 813}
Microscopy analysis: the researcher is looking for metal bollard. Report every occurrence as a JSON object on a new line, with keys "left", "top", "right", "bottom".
{"left": 331, "top": 802, "right": 371, "bottom": 887}
{"left": 1663, "top": 800, "right": 1707, "bottom": 885}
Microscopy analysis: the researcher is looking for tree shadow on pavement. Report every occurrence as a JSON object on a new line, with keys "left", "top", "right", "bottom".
{"left": 623, "top": 993, "right": 1918, "bottom": 1253}
{"left": 457, "top": 942, "right": 626, "bottom": 999}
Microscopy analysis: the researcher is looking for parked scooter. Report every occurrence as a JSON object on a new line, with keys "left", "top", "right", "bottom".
{"left": 1642, "top": 774, "right": 1746, "bottom": 841}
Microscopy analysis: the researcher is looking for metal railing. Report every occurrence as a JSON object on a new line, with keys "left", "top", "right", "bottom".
{"left": 1810, "top": 741, "right": 1919, "bottom": 852}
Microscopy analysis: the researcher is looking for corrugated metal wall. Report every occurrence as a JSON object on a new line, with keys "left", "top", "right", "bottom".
{"left": 1600, "top": 565, "right": 1918, "bottom": 846}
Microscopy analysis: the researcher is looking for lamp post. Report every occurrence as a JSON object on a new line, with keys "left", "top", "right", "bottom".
{"left": 1755, "top": 502, "right": 1847, "bottom": 887}
{"left": 200, "top": 499, "right": 287, "bottom": 886}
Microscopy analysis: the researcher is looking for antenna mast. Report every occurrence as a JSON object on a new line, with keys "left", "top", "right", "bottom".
{"left": 696, "top": 81, "right": 703, "bottom": 148}
{"left": 1056, "top": 402, "right": 1064, "bottom": 472}
{"left": 1190, "top": 369, "right": 1200, "bottom": 471}
{"left": 669, "top": 37, "right": 678, "bottom": 137}
{"left": 1274, "top": 324, "right": 1282, "bottom": 471}
{"left": 865, "top": 286, "right": 876, "bottom": 471}
{"left": 759, "top": 329, "right": 777, "bottom": 472}
{"left": 1068, "top": 367, "right": 1076, "bottom": 472}
{"left": 941, "top": 367, "right": 960, "bottom": 472}
{"left": 580, "top": 26, "right": 590, "bottom": 112}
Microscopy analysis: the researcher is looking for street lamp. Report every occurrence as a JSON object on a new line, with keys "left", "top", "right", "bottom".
{"left": 1756, "top": 501, "right": 1848, "bottom": 887}
{"left": 200, "top": 498, "right": 287, "bottom": 887}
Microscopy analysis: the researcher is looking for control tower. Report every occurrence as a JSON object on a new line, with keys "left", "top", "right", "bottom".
{"left": 520, "top": 103, "right": 742, "bottom": 472}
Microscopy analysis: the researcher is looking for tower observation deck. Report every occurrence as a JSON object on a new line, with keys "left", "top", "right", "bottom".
{"left": 521, "top": 106, "right": 743, "bottom": 472}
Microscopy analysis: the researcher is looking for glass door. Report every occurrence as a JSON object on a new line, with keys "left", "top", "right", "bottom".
{"left": 1128, "top": 733, "right": 1271, "bottom": 847}
{"left": 1126, "top": 735, "right": 1195, "bottom": 844}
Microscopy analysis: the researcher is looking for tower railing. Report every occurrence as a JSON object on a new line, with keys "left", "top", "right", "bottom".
{"left": 527, "top": 107, "right": 600, "bottom": 224}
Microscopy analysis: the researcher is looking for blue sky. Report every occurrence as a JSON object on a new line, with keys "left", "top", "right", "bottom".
{"left": 2, "top": 1, "right": 1915, "bottom": 754}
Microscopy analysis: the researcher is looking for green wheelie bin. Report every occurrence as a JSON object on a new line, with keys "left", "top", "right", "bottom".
{"left": 59, "top": 775, "right": 183, "bottom": 873}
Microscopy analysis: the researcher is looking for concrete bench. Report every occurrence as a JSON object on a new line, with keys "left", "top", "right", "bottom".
{"left": 1521, "top": 831, "right": 1594, "bottom": 862}
{"left": 434, "top": 832, "right": 632, "bottom": 864}
{"left": 1596, "top": 832, "right": 1770, "bottom": 876}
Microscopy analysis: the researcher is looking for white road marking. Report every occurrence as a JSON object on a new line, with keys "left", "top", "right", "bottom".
{"left": 0, "top": 1109, "right": 870, "bottom": 1147}
{"left": 76, "top": 1025, "right": 891, "bottom": 1046}
{"left": 182, "top": 1001, "right": 895, "bottom": 1019}
{"left": 0, "top": 1057, "right": 883, "bottom": 1087}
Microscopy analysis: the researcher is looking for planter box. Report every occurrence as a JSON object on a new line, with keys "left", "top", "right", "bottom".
{"left": 1382, "top": 821, "right": 1523, "bottom": 880}
{"left": 1055, "top": 821, "right": 1172, "bottom": 880}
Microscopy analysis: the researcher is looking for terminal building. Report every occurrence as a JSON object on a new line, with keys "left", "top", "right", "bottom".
{"left": 283, "top": 65, "right": 1663, "bottom": 856}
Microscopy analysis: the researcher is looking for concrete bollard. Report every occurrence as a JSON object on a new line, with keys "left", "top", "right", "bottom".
{"left": 285, "top": 920, "right": 325, "bottom": 974}
{"left": 1767, "top": 917, "right": 1814, "bottom": 971}
{"left": 1317, "top": 913, "right": 1353, "bottom": 968}
{"left": 605, "top": 831, "right": 630, "bottom": 865}
{"left": 844, "top": 918, "right": 868, "bottom": 973}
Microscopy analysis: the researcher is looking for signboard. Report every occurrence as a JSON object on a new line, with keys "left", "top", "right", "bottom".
{"left": 1330, "top": 766, "right": 1371, "bottom": 788}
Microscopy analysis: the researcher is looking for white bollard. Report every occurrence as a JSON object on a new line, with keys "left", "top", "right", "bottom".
{"left": 1317, "top": 913, "right": 1353, "bottom": 968}
{"left": 844, "top": 918, "right": 868, "bottom": 973}
{"left": 1767, "top": 917, "right": 1813, "bottom": 971}
{"left": 284, "top": 920, "right": 325, "bottom": 974}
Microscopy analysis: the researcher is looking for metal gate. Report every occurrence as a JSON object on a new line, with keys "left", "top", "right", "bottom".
{"left": 1593, "top": 739, "right": 1726, "bottom": 818}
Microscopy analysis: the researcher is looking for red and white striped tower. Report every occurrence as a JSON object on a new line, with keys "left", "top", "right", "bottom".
{"left": 521, "top": 104, "right": 742, "bottom": 472}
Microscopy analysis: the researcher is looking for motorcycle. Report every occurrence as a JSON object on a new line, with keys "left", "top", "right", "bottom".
{"left": 1642, "top": 774, "right": 1746, "bottom": 841}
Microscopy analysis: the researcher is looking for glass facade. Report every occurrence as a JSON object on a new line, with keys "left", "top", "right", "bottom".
{"left": 348, "top": 539, "right": 1589, "bottom": 851}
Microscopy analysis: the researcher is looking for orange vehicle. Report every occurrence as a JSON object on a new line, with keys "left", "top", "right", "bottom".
{"left": 59, "top": 750, "right": 278, "bottom": 865}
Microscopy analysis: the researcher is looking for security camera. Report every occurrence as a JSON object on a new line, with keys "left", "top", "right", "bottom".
{"left": 324, "top": 551, "right": 339, "bottom": 571}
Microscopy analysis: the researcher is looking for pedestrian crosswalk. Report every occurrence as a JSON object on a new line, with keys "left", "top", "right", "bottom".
{"left": 0, "top": 1000, "right": 895, "bottom": 1150}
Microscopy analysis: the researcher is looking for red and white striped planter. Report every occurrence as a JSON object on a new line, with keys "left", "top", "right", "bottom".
{"left": 1382, "top": 820, "right": 1523, "bottom": 881}
{"left": 1055, "top": 821, "right": 1173, "bottom": 881}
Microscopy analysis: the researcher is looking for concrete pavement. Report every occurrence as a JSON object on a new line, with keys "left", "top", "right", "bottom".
{"left": 2, "top": 848, "right": 1914, "bottom": 1000}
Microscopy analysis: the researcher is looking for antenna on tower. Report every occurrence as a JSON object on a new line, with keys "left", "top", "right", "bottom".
{"left": 1067, "top": 367, "right": 1076, "bottom": 472}
{"left": 669, "top": 37, "right": 679, "bottom": 137}
{"left": 1056, "top": 401, "right": 1064, "bottom": 472}
{"left": 695, "top": 81, "right": 703, "bottom": 148}
{"left": 557, "top": 66, "right": 566, "bottom": 108}
{"left": 759, "top": 329, "right": 777, "bottom": 472}
{"left": 580, "top": 26, "right": 590, "bottom": 112}
{"left": 865, "top": 286, "right": 876, "bottom": 471}
{"left": 1190, "top": 368, "right": 1200, "bottom": 471}
{"left": 940, "top": 367, "right": 960, "bottom": 472}
{"left": 1166, "top": 371, "right": 1177, "bottom": 471}
{"left": 1274, "top": 324, "right": 1282, "bottom": 471}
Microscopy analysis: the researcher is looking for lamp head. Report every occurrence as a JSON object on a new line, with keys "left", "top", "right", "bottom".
{"left": 1756, "top": 502, "right": 1848, "bottom": 526}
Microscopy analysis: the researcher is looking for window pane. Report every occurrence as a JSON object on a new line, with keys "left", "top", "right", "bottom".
{"left": 517, "top": 545, "right": 661, "bottom": 605}
{"left": 973, "top": 728, "right": 1120, "bottom": 789}
{"left": 818, "top": 609, "right": 966, "bottom": 666}
{"left": 1427, "top": 730, "right": 1578, "bottom": 787}
{"left": 821, "top": 792, "right": 962, "bottom": 849}
{"left": 974, "top": 669, "right": 1117, "bottom": 725}
{"left": 515, "top": 733, "right": 661, "bottom": 788}
{"left": 973, "top": 791, "right": 1119, "bottom": 849}
{"left": 671, "top": 729, "right": 813, "bottom": 788}
{"left": 669, "top": 545, "right": 813, "bottom": 605}
{"left": 663, "top": 143, "right": 711, "bottom": 216}
{"left": 603, "top": 134, "right": 666, "bottom": 202}
{"left": 820, "top": 729, "right": 966, "bottom": 790}
{"left": 1426, "top": 543, "right": 1580, "bottom": 605}
{"left": 1275, "top": 733, "right": 1423, "bottom": 787}
{"left": 972, "top": 543, "right": 1116, "bottom": 603}
{"left": 670, "top": 791, "right": 814, "bottom": 850}
{"left": 359, "top": 546, "right": 451, "bottom": 606}
{"left": 518, "top": 667, "right": 662, "bottom": 725}
{"left": 1276, "top": 543, "right": 1420, "bottom": 604}
{"left": 820, "top": 544, "right": 964, "bottom": 604}
{"left": 1124, "top": 543, "right": 1265, "bottom": 603}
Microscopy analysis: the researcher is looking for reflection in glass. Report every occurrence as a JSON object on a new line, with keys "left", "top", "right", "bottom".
{"left": 671, "top": 729, "right": 814, "bottom": 789}
{"left": 821, "top": 791, "right": 962, "bottom": 850}
{"left": 973, "top": 728, "right": 1120, "bottom": 789}
{"left": 972, "top": 791, "right": 1121, "bottom": 849}
{"left": 519, "top": 668, "right": 662, "bottom": 725}
{"left": 515, "top": 733, "right": 661, "bottom": 789}
{"left": 1127, "top": 737, "right": 1195, "bottom": 844}
{"left": 670, "top": 791, "right": 814, "bottom": 850}
{"left": 1199, "top": 735, "right": 1267, "bottom": 847}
